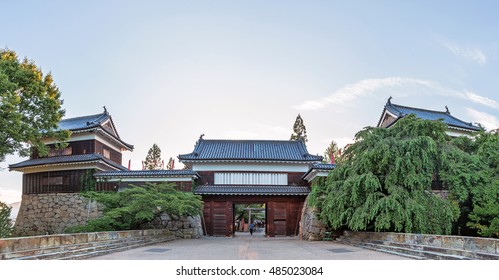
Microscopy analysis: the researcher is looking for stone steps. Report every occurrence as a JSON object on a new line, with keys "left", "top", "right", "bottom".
{"left": 373, "top": 240, "right": 499, "bottom": 260}
{"left": 3, "top": 236, "right": 173, "bottom": 260}
{"left": 59, "top": 237, "right": 174, "bottom": 260}
{"left": 2, "top": 238, "right": 132, "bottom": 260}
{"left": 339, "top": 237, "right": 499, "bottom": 260}
{"left": 359, "top": 242, "right": 471, "bottom": 260}
{"left": 357, "top": 244, "right": 426, "bottom": 260}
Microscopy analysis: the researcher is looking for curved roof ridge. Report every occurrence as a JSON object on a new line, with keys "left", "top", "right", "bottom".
{"left": 198, "top": 138, "right": 305, "bottom": 143}
{"left": 59, "top": 112, "right": 108, "bottom": 122}
{"left": 382, "top": 100, "right": 480, "bottom": 131}
{"left": 389, "top": 102, "right": 447, "bottom": 114}
{"left": 179, "top": 138, "right": 322, "bottom": 162}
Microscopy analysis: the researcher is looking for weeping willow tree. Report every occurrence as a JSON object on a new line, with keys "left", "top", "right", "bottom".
{"left": 317, "top": 114, "right": 483, "bottom": 235}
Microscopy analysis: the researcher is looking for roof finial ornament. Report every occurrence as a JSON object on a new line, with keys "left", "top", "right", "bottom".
{"left": 445, "top": 106, "right": 450, "bottom": 114}
{"left": 387, "top": 96, "right": 392, "bottom": 105}
{"left": 103, "top": 106, "right": 108, "bottom": 114}
{"left": 194, "top": 133, "right": 205, "bottom": 148}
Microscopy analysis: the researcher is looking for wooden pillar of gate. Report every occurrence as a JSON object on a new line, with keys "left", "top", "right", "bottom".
{"left": 267, "top": 201, "right": 274, "bottom": 237}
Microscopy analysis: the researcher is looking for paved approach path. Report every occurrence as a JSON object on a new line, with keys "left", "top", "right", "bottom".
{"left": 88, "top": 233, "right": 410, "bottom": 260}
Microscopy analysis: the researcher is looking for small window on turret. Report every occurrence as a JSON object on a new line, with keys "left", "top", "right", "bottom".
{"left": 103, "top": 148, "right": 111, "bottom": 159}
{"left": 42, "top": 176, "right": 63, "bottom": 186}
{"left": 48, "top": 146, "right": 72, "bottom": 157}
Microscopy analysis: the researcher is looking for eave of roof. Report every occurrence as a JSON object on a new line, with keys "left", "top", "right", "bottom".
{"left": 302, "top": 163, "right": 336, "bottom": 181}
{"left": 9, "top": 154, "right": 127, "bottom": 171}
{"left": 94, "top": 170, "right": 199, "bottom": 178}
{"left": 193, "top": 185, "right": 310, "bottom": 196}
{"left": 179, "top": 159, "right": 320, "bottom": 164}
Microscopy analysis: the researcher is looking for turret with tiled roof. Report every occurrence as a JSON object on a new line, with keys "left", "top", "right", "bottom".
{"left": 377, "top": 97, "right": 481, "bottom": 136}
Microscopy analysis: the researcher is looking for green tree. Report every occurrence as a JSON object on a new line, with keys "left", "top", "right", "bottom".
{"left": 0, "top": 49, "right": 69, "bottom": 162}
{"left": 66, "top": 182, "right": 203, "bottom": 232}
{"left": 463, "top": 131, "right": 499, "bottom": 237}
{"left": 143, "top": 143, "right": 163, "bottom": 170}
{"left": 290, "top": 114, "right": 308, "bottom": 142}
{"left": 323, "top": 140, "right": 340, "bottom": 164}
{"left": 0, "top": 200, "right": 13, "bottom": 238}
{"left": 167, "top": 157, "right": 175, "bottom": 170}
{"left": 317, "top": 115, "right": 475, "bottom": 235}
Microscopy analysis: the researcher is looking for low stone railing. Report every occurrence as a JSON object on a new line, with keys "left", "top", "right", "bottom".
{"left": 342, "top": 231, "right": 499, "bottom": 255}
{"left": 0, "top": 229, "right": 171, "bottom": 256}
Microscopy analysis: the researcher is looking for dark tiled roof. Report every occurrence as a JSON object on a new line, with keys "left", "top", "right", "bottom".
{"left": 178, "top": 139, "right": 323, "bottom": 162}
{"left": 310, "top": 163, "right": 336, "bottom": 170}
{"left": 56, "top": 111, "right": 133, "bottom": 150}
{"left": 58, "top": 113, "right": 110, "bottom": 131}
{"left": 302, "top": 163, "right": 336, "bottom": 181}
{"left": 94, "top": 170, "right": 199, "bottom": 178}
{"left": 9, "top": 154, "right": 127, "bottom": 171}
{"left": 381, "top": 102, "right": 480, "bottom": 131}
{"left": 193, "top": 185, "right": 310, "bottom": 195}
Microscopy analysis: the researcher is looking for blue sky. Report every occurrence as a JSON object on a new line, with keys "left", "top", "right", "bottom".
{"left": 1, "top": 1, "right": 498, "bottom": 203}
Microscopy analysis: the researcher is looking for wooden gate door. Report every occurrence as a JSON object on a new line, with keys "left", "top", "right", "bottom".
{"left": 273, "top": 202, "right": 287, "bottom": 236}
{"left": 203, "top": 200, "right": 233, "bottom": 236}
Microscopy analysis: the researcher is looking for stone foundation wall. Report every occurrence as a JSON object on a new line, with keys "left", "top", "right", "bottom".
{"left": 300, "top": 196, "right": 328, "bottom": 241}
{"left": 14, "top": 193, "right": 203, "bottom": 238}
{"left": 152, "top": 213, "right": 203, "bottom": 239}
{"left": 14, "top": 194, "right": 102, "bottom": 236}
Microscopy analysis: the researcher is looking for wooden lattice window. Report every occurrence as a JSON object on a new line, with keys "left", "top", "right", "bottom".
{"left": 48, "top": 146, "right": 72, "bottom": 157}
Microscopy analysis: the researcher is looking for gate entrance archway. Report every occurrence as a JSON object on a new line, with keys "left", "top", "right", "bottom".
{"left": 201, "top": 195, "right": 305, "bottom": 237}
{"left": 233, "top": 204, "right": 266, "bottom": 236}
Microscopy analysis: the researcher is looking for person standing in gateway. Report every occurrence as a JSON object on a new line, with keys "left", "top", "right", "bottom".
{"left": 249, "top": 222, "right": 255, "bottom": 235}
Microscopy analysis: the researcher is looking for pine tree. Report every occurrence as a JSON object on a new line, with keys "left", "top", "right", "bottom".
{"left": 167, "top": 157, "right": 175, "bottom": 170}
{"left": 290, "top": 114, "right": 308, "bottom": 142}
{"left": 323, "top": 140, "right": 340, "bottom": 164}
{"left": 143, "top": 143, "right": 163, "bottom": 170}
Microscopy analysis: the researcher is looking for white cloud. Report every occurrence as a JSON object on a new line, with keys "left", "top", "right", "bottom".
{"left": 463, "top": 91, "right": 499, "bottom": 109}
{"left": 293, "top": 100, "right": 327, "bottom": 111}
{"left": 293, "top": 77, "right": 499, "bottom": 111}
{"left": 293, "top": 77, "right": 427, "bottom": 110}
{"left": 323, "top": 77, "right": 412, "bottom": 104}
{"left": 465, "top": 108, "right": 499, "bottom": 131}
{"left": 443, "top": 41, "right": 487, "bottom": 65}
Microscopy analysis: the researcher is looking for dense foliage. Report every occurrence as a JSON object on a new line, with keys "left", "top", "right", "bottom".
{"left": 0, "top": 200, "right": 13, "bottom": 238}
{"left": 143, "top": 143, "right": 163, "bottom": 170}
{"left": 314, "top": 115, "right": 494, "bottom": 235}
{"left": 0, "top": 49, "right": 69, "bottom": 162}
{"left": 65, "top": 182, "right": 203, "bottom": 233}
{"left": 290, "top": 114, "right": 308, "bottom": 142}
{"left": 457, "top": 131, "right": 499, "bottom": 237}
